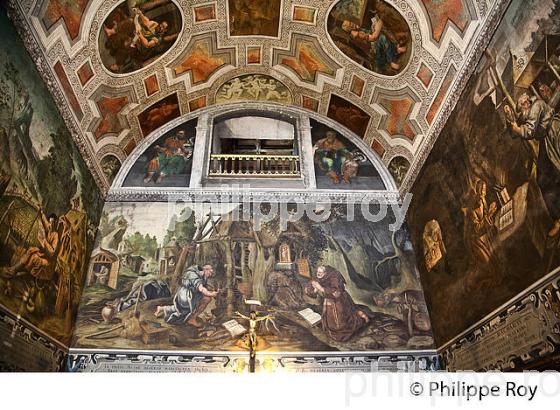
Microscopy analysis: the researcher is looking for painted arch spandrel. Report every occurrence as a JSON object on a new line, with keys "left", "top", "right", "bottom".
{"left": 122, "top": 119, "right": 198, "bottom": 188}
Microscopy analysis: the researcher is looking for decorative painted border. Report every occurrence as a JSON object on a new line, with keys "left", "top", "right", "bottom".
{"left": 67, "top": 348, "right": 440, "bottom": 373}
{"left": 0, "top": 305, "right": 68, "bottom": 371}
{"left": 107, "top": 189, "right": 401, "bottom": 204}
{"left": 438, "top": 268, "right": 560, "bottom": 371}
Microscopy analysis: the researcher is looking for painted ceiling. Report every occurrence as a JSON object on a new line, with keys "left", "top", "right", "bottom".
{"left": 5, "top": 0, "right": 506, "bottom": 193}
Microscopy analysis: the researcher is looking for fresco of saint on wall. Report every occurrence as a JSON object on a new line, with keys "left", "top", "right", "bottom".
{"left": 72, "top": 202, "right": 433, "bottom": 353}
{"left": 311, "top": 120, "right": 385, "bottom": 190}
{"left": 407, "top": 0, "right": 560, "bottom": 345}
{"left": 0, "top": 9, "right": 103, "bottom": 346}
{"left": 327, "top": 0, "right": 411, "bottom": 76}
{"left": 99, "top": 0, "right": 182, "bottom": 74}
{"left": 123, "top": 119, "right": 198, "bottom": 187}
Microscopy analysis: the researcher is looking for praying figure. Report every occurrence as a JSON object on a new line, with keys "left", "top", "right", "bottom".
{"left": 304, "top": 265, "right": 369, "bottom": 342}
{"left": 155, "top": 264, "right": 219, "bottom": 327}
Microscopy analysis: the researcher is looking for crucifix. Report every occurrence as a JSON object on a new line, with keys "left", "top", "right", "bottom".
{"left": 235, "top": 310, "right": 273, "bottom": 373}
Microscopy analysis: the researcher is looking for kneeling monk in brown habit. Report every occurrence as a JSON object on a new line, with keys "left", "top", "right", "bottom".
{"left": 304, "top": 265, "right": 369, "bottom": 342}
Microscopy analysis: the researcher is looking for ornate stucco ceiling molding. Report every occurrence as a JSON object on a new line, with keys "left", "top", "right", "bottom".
{"left": 410, "top": 0, "right": 481, "bottom": 60}
{"left": 400, "top": 0, "right": 511, "bottom": 195}
{"left": 166, "top": 31, "right": 238, "bottom": 93}
{"left": 5, "top": 0, "right": 509, "bottom": 193}
{"left": 5, "top": 0, "right": 109, "bottom": 194}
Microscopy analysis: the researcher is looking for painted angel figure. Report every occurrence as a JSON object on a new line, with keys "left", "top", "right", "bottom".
{"left": 235, "top": 311, "right": 273, "bottom": 358}
{"left": 218, "top": 78, "right": 245, "bottom": 100}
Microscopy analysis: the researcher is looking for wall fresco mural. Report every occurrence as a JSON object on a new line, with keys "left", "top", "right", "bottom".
{"left": 123, "top": 119, "right": 198, "bottom": 187}
{"left": 311, "top": 119, "right": 384, "bottom": 190}
{"left": 0, "top": 9, "right": 103, "bottom": 346}
{"left": 228, "top": 0, "right": 281, "bottom": 37}
{"left": 408, "top": 0, "right": 560, "bottom": 345}
{"left": 327, "top": 0, "right": 411, "bottom": 76}
{"left": 99, "top": 0, "right": 182, "bottom": 74}
{"left": 72, "top": 202, "right": 433, "bottom": 353}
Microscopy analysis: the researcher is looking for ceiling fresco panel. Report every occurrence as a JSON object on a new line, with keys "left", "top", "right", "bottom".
{"left": 215, "top": 74, "right": 293, "bottom": 105}
{"left": 40, "top": 0, "right": 91, "bottom": 40}
{"left": 144, "top": 73, "right": 160, "bottom": 96}
{"left": 171, "top": 32, "right": 236, "bottom": 85}
{"left": 77, "top": 60, "right": 95, "bottom": 86}
{"left": 328, "top": 94, "right": 371, "bottom": 138}
{"left": 53, "top": 61, "right": 84, "bottom": 121}
{"left": 292, "top": 5, "right": 317, "bottom": 25}
{"left": 4, "top": 0, "right": 510, "bottom": 195}
{"left": 98, "top": 0, "right": 183, "bottom": 75}
{"left": 327, "top": 0, "right": 412, "bottom": 76}
{"left": 416, "top": 62, "right": 433, "bottom": 88}
{"left": 273, "top": 34, "right": 341, "bottom": 84}
{"left": 227, "top": 0, "right": 282, "bottom": 37}
{"left": 193, "top": 2, "right": 217, "bottom": 23}
{"left": 138, "top": 92, "right": 181, "bottom": 137}
{"left": 377, "top": 96, "right": 418, "bottom": 141}
{"left": 420, "top": 0, "right": 476, "bottom": 44}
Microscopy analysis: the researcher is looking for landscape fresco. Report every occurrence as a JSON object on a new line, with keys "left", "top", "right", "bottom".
{"left": 311, "top": 119, "right": 385, "bottom": 190}
{"left": 123, "top": 119, "right": 198, "bottom": 187}
{"left": 408, "top": 0, "right": 560, "bottom": 345}
{"left": 72, "top": 202, "right": 434, "bottom": 353}
{"left": 0, "top": 9, "right": 103, "bottom": 346}
{"left": 99, "top": 0, "right": 182, "bottom": 74}
{"left": 327, "top": 0, "right": 411, "bottom": 76}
